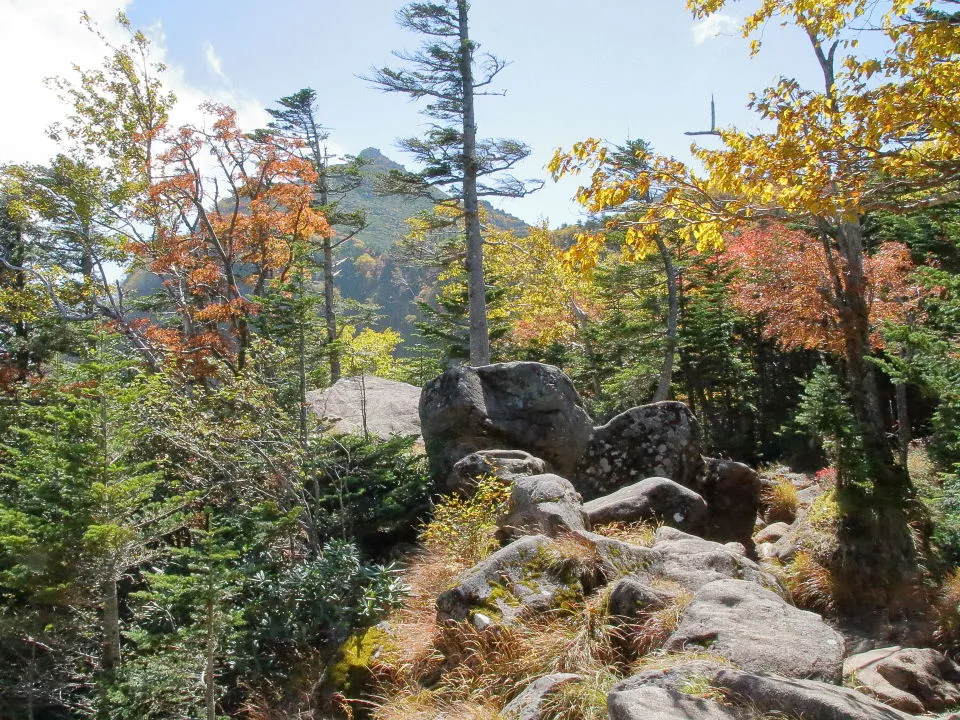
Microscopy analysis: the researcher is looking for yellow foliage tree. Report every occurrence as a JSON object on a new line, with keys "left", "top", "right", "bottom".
{"left": 340, "top": 325, "right": 403, "bottom": 380}
{"left": 484, "top": 224, "right": 599, "bottom": 351}
{"left": 551, "top": 0, "right": 960, "bottom": 502}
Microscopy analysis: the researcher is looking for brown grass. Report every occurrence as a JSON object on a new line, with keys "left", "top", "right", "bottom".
{"left": 371, "top": 566, "right": 626, "bottom": 719}
{"left": 611, "top": 591, "right": 693, "bottom": 658}
{"left": 783, "top": 550, "right": 837, "bottom": 613}
{"left": 935, "top": 569, "right": 960, "bottom": 647}
{"left": 762, "top": 478, "right": 800, "bottom": 524}
{"left": 591, "top": 520, "right": 657, "bottom": 547}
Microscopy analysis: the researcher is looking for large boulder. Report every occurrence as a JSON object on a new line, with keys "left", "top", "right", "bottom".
{"left": 845, "top": 646, "right": 960, "bottom": 713}
{"left": 420, "top": 363, "right": 593, "bottom": 480}
{"left": 436, "top": 535, "right": 565, "bottom": 624}
{"left": 664, "top": 578, "right": 844, "bottom": 682}
{"left": 653, "top": 527, "right": 784, "bottom": 594}
{"left": 446, "top": 449, "right": 548, "bottom": 495}
{"left": 713, "top": 668, "right": 915, "bottom": 720}
{"left": 307, "top": 375, "right": 421, "bottom": 439}
{"left": 499, "top": 473, "right": 588, "bottom": 540}
{"left": 699, "top": 458, "right": 762, "bottom": 548}
{"left": 607, "top": 686, "right": 741, "bottom": 720}
{"left": 573, "top": 402, "right": 705, "bottom": 500}
{"left": 435, "top": 531, "right": 658, "bottom": 625}
{"left": 583, "top": 477, "right": 708, "bottom": 533}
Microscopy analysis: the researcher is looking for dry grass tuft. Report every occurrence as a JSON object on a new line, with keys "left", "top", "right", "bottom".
{"left": 783, "top": 550, "right": 837, "bottom": 613}
{"left": 611, "top": 591, "right": 693, "bottom": 658}
{"left": 538, "top": 670, "right": 620, "bottom": 720}
{"left": 627, "top": 649, "right": 733, "bottom": 677}
{"left": 762, "top": 478, "right": 800, "bottom": 524}
{"left": 372, "top": 589, "right": 625, "bottom": 719}
{"left": 373, "top": 689, "right": 503, "bottom": 720}
{"left": 592, "top": 520, "right": 657, "bottom": 547}
{"left": 934, "top": 569, "right": 960, "bottom": 647}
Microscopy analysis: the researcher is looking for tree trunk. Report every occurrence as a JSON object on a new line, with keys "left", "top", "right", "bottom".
{"left": 298, "top": 295, "right": 309, "bottom": 448}
{"left": 205, "top": 593, "right": 217, "bottom": 720}
{"left": 835, "top": 221, "right": 910, "bottom": 502}
{"left": 458, "top": 0, "right": 490, "bottom": 366}
{"left": 653, "top": 235, "right": 678, "bottom": 402}
{"left": 571, "top": 298, "right": 602, "bottom": 399}
{"left": 896, "top": 345, "right": 911, "bottom": 469}
{"left": 9, "top": 227, "right": 30, "bottom": 381}
{"left": 323, "top": 235, "right": 341, "bottom": 382}
{"left": 101, "top": 576, "right": 121, "bottom": 672}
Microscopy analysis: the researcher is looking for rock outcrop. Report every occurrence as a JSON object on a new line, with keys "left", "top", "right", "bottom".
{"left": 419, "top": 362, "right": 593, "bottom": 480}
{"left": 307, "top": 375, "right": 421, "bottom": 439}
{"left": 653, "top": 527, "right": 783, "bottom": 593}
{"left": 574, "top": 402, "right": 704, "bottom": 499}
{"left": 664, "top": 578, "right": 844, "bottom": 682}
{"left": 582, "top": 476, "right": 708, "bottom": 533}
{"left": 413, "top": 362, "right": 959, "bottom": 720}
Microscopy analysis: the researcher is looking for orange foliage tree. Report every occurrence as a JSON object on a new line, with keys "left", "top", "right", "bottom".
{"left": 138, "top": 104, "right": 331, "bottom": 373}
{"left": 725, "top": 223, "right": 921, "bottom": 354}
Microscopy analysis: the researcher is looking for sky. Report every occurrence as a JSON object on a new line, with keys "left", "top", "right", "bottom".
{"left": 0, "top": 0, "right": 834, "bottom": 228}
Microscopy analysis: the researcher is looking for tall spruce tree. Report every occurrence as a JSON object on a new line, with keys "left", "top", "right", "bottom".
{"left": 366, "top": 0, "right": 540, "bottom": 366}
{"left": 265, "top": 89, "right": 368, "bottom": 383}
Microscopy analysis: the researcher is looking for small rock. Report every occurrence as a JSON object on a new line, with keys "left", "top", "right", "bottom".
{"left": 714, "top": 667, "right": 914, "bottom": 720}
{"left": 583, "top": 477, "right": 708, "bottom": 533}
{"left": 446, "top": 449, "right": 549, "bottom": 495}
{"left": 471, "top": 612, "right": 493, "bottom": 631}
{"left": 754, "top": 521, "right": 792, "bottom": 544}
{"left": 502, "top": 673, "right": 582, "bottom": 720}
{"left": 500, "top": 473, "right": 588, "bottom": 540}
{"left": 607, "top": 685, "right": 741, "bottom": 720}
{"left": 606, "top": 577, "right": 674, "bottom": 621}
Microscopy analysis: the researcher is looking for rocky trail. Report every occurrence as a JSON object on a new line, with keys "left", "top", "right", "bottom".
{"left": 317, "top": 362, "right": 960, "bottom": 720}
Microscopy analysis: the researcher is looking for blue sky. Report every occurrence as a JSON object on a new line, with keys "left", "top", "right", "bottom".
{"left": 1, "top": 0, "right": 832, "bottom": 227}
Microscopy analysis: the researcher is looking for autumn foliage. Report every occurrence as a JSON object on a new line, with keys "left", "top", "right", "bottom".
{"left": 135, "top": 103, "right": 331, "bottom": 371}
{"left": 724, "top": 223, "right": 921, "bottom": 353}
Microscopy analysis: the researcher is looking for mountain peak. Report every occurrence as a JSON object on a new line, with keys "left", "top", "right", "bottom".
{"left": 357, "top": 147, "right": 405, "bottom": 173}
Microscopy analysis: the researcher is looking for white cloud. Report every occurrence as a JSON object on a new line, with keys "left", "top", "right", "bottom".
{"left": 691, "top": 13, "right": 739, "bottom": 45}
{"left": 203, "top": 41, "right": 227, "bottom": 83}
{"left": 0, "top": 1, "right": 269, "bottom": 167}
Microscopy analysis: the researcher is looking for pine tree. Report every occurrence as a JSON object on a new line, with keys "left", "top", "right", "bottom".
{"left": 366, "top": 0, "right": 541, "bottom": 365}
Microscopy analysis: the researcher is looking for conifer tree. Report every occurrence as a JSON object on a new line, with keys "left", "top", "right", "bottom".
{"left": 367, "top": 0, "right": 540, "bottom": 365}
{"left": 265, "top": 89, "right": 369, "bottom": 383}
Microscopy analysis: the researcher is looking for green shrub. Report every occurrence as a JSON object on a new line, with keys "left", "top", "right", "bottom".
{"left": 420, "top": 474, "right": 511, "bottom": 564}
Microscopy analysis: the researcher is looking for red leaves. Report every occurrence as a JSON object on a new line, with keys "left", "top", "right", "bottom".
{"left": 725, "top": 222, "right": 921, "bottom": 353}
{"left": 130, "top": 103, "right": 331, "bottom": 373}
